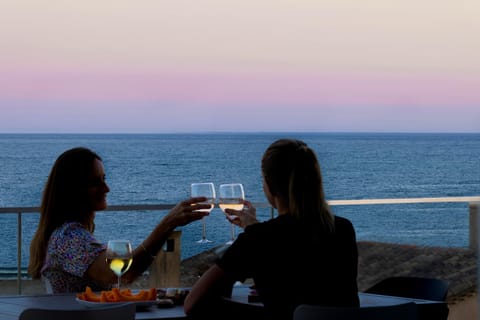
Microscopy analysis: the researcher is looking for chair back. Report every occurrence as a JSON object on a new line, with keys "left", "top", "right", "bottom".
{"left": 364, "top": 276, "right": 449, "bottom": 301}
{"left": 19, "top": 302, "right": 136, "bottom": 320}
{"left": 293, "top": 302, "right": 418, "bottom": 320}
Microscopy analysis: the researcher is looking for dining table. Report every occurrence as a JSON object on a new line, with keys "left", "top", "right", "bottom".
{"left": 0, "top": 285, "right": 448, "bottom": 320}
{"left": 227, "top": 286, "right": 449, "bottom": 320}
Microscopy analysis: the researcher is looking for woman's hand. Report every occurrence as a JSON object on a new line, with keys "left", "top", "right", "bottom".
{"left": 164, "top": 197, "right": 211, "bottom": 228}
{"left": 129, "top": 196, "right": 211, "bottom": 274}
{"left": 224, "top": 200, "right": 258, "bottom": 229}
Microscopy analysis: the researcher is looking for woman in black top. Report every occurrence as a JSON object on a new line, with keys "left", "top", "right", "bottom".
{"left": 184, "top": 139, "right": 359, "bottom": 320}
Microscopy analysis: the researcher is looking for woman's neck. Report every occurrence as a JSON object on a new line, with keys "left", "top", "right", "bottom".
{"left": 273, "top": 197, "right": 289, "bottom": 215}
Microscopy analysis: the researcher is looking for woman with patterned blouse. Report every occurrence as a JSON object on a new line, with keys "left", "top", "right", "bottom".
{"left": 28, "top": 147, "right": 210, "bottom": 293}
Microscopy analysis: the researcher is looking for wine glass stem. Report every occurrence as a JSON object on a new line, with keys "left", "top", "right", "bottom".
{"left": 202, "top": 217, "right": 207, "bottom": 240}
{"left": 117, "top": 276, "right": 121, "bottom": 289}
{"left": 230, "top": 224, "right": 235, "bottom": 241}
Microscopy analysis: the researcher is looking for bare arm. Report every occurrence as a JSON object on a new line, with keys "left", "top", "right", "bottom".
{"left": 184, "top": 264, "right": 235, "bottom": 316}
{"left": 86, "top": 197, "right": 211, "bottom": 286}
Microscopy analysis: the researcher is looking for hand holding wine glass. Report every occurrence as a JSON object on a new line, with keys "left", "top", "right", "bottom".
{"left": 219, "top": 183, "right": 245, "bottom": 244}
{"left": 191, "top": 182, "right": 216, "bottom": 244}
{"left": 106, "top": 240, "right": 133, "bottom": 289}
{"left": 227, "top": 199, "right": 259, "bottom": 229}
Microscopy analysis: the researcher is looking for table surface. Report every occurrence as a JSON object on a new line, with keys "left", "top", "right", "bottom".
{"left": 228, "top": 285, "right": 446, "bottom": 307}
{"left": 0, "top": 286, "right": 447, "bottom": 320}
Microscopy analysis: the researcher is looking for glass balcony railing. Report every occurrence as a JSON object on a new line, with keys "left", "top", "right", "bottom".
{"left": 0, "top": 196, "right": 479, "bottom": 295}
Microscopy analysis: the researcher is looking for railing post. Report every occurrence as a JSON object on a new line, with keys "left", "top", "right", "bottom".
{"left": 17, "top": 212, "right": 22, "bottom": 295}
{"left": 474, "top": 202, "right": 480, "bottom": 320}
{"left": 148, "top": 230, "right": 181, "bottom": 288}
{"left": 469, "top": 203, "right": 479, "bottom": 249}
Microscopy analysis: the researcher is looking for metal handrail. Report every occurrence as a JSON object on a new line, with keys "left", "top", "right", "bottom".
{"left": 2, "top": 196, "right": 478, "bottom": 214}
{"left": 1, "top": 196, "right": 479, "bottom": 295}
{"left": 327, "top": 196, "right": 480, "bottom": 205}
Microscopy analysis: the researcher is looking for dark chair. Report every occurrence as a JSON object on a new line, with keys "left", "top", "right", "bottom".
{"left": 293, "top": 302, "right": 418, "bottom": 320}
{"left": 364, "top": 276, "right": 449, "bottom": 301}
{"left": 19, "top": 302, "right": 136, "bottom": 320}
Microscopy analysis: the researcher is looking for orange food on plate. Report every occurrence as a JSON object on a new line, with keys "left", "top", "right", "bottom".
{"left": 83, "top": 286, "right": 102, "bottom": 302}
{"left": 76, "top": 286, "right": 157, "bottom": 303}
{"left": 147, "top": 287, "right": 157, "bottom": 301}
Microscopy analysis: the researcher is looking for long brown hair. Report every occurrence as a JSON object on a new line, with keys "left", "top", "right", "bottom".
{"left": 261, "top": 139, "right": 334, "bottom": 233}
{"left": 28, "top": 147, "right": 101, "bottom": 278}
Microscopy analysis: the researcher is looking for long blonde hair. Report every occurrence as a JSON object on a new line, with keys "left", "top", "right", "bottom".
{"left": 28, "top": 147, "right": 100, "bottom": 278}
{"left": 261, "top": 139, "right": 334, "bottom": 233}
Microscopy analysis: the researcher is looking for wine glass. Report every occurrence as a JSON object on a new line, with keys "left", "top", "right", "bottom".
{"left": 106, "top": 240, "right": 133, "bottom": 289}
{"left": 219, "top": 183, "right": 245, "bottom": 245}
{"left": 191, "top": 182, "right": 216, "bottom": 244}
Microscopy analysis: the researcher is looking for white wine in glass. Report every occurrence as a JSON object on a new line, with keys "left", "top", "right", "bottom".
{"left": 219, "top": 183, "right": 245, "bottom": 245}
{"left": 106, "top": 240, "right": 133, "bottom": 289}
{"left": 191, "top": 182, "right": 216, "bottom": 244}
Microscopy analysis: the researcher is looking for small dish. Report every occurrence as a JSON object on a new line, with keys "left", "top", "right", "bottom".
{"left": 158, "top": 288, "right": 190, "bottom": 305}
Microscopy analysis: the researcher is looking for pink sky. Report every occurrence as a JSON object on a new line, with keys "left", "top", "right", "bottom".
{"left": 0, "top": 0, "right": 479, "bottom": 133}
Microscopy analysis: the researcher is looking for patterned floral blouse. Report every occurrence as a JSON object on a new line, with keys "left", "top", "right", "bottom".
{"left": 41, "top": 222, "right": 109, "bottom": 293}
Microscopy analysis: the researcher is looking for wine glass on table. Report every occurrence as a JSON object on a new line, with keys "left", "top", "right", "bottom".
{"left": 191, "top": 182, "right": 216, "bottom": 244}
{"left": 219, "top": 183, "right": 245, "bottom": 245}
{"left": 106, "top": 240, "right": 133, "bottom": 289}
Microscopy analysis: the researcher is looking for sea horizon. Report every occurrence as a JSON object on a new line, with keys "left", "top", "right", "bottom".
{"left": 1, "top": 131, "right": 479, "bottom": 135}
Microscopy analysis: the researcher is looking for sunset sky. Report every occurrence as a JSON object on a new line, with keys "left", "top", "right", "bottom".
{"left": 1, "top": 0, "right": 479, "bottom": 133}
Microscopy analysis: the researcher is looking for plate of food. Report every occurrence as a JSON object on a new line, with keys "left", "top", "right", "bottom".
{"left": 76, "top": 286, "right": 158, "bottom": 309}
{"left": 75, "top": 297, "right": 157, "bottom": 309}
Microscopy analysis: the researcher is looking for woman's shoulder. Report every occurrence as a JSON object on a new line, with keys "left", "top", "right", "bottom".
{"left": 334, "top": 215, "right": 353, "bottom": 226}
{"left": 333, "top": 215, "right": 357, "bottom": 237}
{"left": 244, "top": 215, "right": 294, "bottom": 238}
{"left": 52, "top": 222, "right": 87, "bottom": 236}
{"left": 49, "top": 222, "right": 104, "bottom": 251}
{"left": 49, "top": 222, "right": 94, "bottom": 245}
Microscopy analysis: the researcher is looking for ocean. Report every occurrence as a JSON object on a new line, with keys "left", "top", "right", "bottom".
{"left": 0, "top": 132, "right": 479, "bottom": 270}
